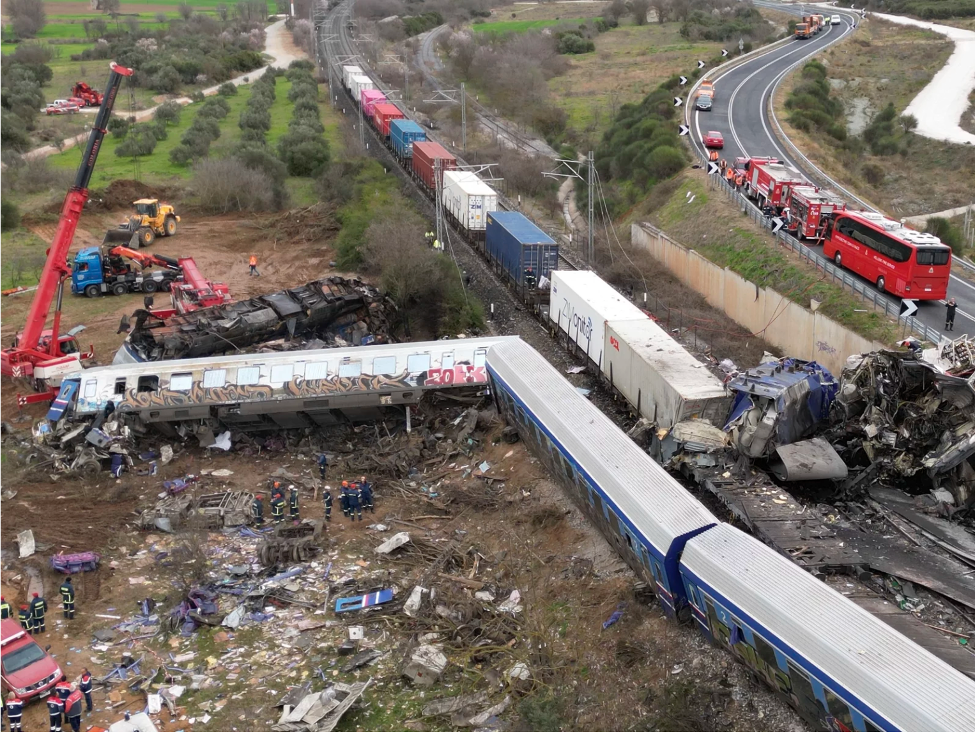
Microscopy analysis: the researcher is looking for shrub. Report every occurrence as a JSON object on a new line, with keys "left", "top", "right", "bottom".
{"left": 862, "top": 162, "right": 885, "bottom": 185}
{"left": 198, "top": 97, "right": 231, "bottom": 120}
{"left": 218, "top": 82, "right": 238, "bottom": 96}
{"left": 240, "top": 127, "right": 267, "bottom": 143}
{"left": 277, "top": 125, "right": 330, "bottom": 177}
{"left": 239, "top": 106, "right": 271, "bottom": 132}
{"left": 154, "top": 101, "right": 182, "bottom": 126}
{"left": 558, "top": 34, "right": 595, "bottom": 55}
{"left": 115, "top": 126, "right": 158, "bottom": 157}
{"left": 288, "top": 80, "right": 319, "bottom": 103}
{"left": 192, "top": 157, "right": 276, "bottom": 213}
{"left": 647, "top": 146, "right": 687, "bottom": 179}
{"left": 924, "top": 217, "right": 964, "bottom": 256}
{"left": 107, "top": 116, "right": 131, "bottom": 138}
{"left": 149, "top": 118, "right": 169, "bottom": 141}
{"left": 292, "top": 96, "right": 320, "bottom": 116}
{"left": 1, "top": 199, "right": 21, "bottom": 231}
{"left": 169, "top": 144, "right": 195, "bottom": 166}
{"left": 1, "top": 110, "right": 31, "bottom": 150}
{"left": 190, "top": 90, "right": 206, "bottom": 103}
{"left": 151, "top": 65, "right": 182, "bottom": 94}
{"left": 286, "top": 58, "right": 315, "bottom": 74}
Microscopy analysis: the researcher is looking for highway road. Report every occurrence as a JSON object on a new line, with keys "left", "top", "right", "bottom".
{"left": 688, "top": 4, "right": 975, "bottom": 342}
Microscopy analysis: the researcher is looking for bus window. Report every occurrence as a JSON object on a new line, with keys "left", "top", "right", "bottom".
{"left": 917, "top": 249, "right": 950, "bottom": 266}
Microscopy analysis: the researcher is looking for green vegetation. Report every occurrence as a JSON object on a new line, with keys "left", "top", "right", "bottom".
{"left": 402, "top": 11, "right": 444, "bottom": 37}
{"left": 859, "top": 0, "right": 974, "bottom": 20}
{"left": 556, "top": 30, "right": 596, "bottom": 55}
{"left": 784, "top": 60, "right": 847, "bottom": 141}
{"left": 473, "top": 18, "right": 590, "bottom": 35}
{"left": 924, "top": 216, "right": 969, "bottom": 257}
{"left": 679, "top": 5, "right": 776, "bottom": 43}
{"left": 861, "top": 102, "right": 918, "bottom": 155}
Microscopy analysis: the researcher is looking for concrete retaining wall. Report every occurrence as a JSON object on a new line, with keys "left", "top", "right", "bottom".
{"left": 632, "top": 222, "right": 883, "bottom": 375}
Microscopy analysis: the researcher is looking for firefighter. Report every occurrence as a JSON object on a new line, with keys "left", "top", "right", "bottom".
{"left": 270, "top": 492, "right": 285, "bottom": 523}
{"left": 18, "top": 604, "right": 30, "bottom": 631}
{"left": 30, "top": 592, "right": 47, "bottom": 633}
{"left": 252, "top": 494, "right": 264, "bottom": 525}
{"left": 524, "top": 266, "right": 537, "bottom": 290}
{"left": 79, "top": 669, "right": 94, "bottom": 713}
{"left": 60, "top": 577, "right": 75, "bottom": 620}
{"left": 288, "top": 485, "right": 300, "bottom": 521}
{"left": 55, "top": 676, "right": 71, "bottom": 703}
{"left": 64, "top": 685, "right": 83, "bottom": 732}
{"left": 5, "top": 692, "right": 24, "bottom": 732}
{"left": 317, "top": 452, "right": 328, "bottom": 480}
{"left": 322, "top": 486, "right": 333, "bottom": 522}
{"left": 0, "top": 595, "right": 11, "bottom": 619}
{"left": 735, "top": 172, "right": 745, "bottom": 188}
{"left": 270, "top": 479, "right": 282, "bottom": 495}
{"left": 708, "top": 150, "right": 719, "bottom": 162}
{"left": 359, "top": 476, "right": 375, "bottom": 513}
{"left": 725, "top": 165, "right": 735, "bottom": 184}
{"left": 348, "top": 482, "right": 363, "bottom": 522}
{"left": 46, "top": 692, "right": 64, "bottom": 732}
{"left": 340, "top": 481, "right": 351, "bottom": 517}
{"left": 249, "top": 254, "right": 259, "bottom": 276}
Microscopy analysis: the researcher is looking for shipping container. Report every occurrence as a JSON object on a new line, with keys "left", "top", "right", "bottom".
{"left": 411, "top": 141, "right": 456, "bottom": 190}
{"left": 485, "top": 211, "right": 558, "bottom": 289}
{"left": 372, "top": 102, "right": 404, "bottom": 137}
{"left": 350, "top": 74, "right": 375, "bottom": 102}
{"left": 342, "top": 65, "right": 363, "bottom": 91}
{"left": 389, "top": 119, "right": 426, "bottom": 159}
{"left": 549, "top": 270, "right": 646, "bottom": 370}
{"left": 360, "top": 89, "right": 386, "bottom": 118}
{"left": 603, "top": 319, "right": 731, "bottom": 429}
{"left": 443, "top": 171, "right": 498, "bottom": 234}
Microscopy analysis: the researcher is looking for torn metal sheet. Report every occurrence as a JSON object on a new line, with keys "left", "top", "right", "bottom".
{"left": 770, "top": 437, "right": 848, "bottom": 481}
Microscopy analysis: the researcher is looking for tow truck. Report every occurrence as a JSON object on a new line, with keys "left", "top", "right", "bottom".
{"left": 71, "top": 81, "right": 103, "bottom": 107}
{"left": 1, "top": 61, "right": 133, "bottom": 404}
{"left": 71, "top": 244, "right": 182, "bottom": 297}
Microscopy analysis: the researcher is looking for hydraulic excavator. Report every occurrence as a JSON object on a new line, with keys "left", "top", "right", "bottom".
{"left": 1, "top": 62, "right": 133, "bottom": 404}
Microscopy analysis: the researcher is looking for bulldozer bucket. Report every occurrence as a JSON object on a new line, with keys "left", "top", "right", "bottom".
{"left": 102, "top": 228, "right": 138, "bottom": 247}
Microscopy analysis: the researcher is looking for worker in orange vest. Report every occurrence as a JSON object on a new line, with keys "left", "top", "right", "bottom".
{"left": 248, "top": 254, "right": 259, "bottom": 277}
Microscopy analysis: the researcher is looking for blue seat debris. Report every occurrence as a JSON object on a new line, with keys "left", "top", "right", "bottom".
{"left": 334, "top": 589, "right": 394, "bottom": 613}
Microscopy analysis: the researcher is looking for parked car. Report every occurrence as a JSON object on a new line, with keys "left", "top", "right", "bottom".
{"left": 45, "top": 101, "right": 80, "bottom": 115}
{"left": 0, "top": 618, "right": 62, "bottom": 702}
{"left": 831, "top": 14, "right": 841, "bottom": 24}
{"left": 703, "top": 130, "right": 724, "bottom": 149}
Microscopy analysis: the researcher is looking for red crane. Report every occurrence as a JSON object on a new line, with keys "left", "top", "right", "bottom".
{"left": 2, "top": 62, "right": 133, "bottom": 403}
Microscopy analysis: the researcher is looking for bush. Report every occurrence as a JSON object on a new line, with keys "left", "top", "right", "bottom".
{"left": 149, "top": 118, "right": 169, "bottom": 141}
{"left": 154, "top": 101, "right": 182, "bottom": 126}
{"left": 115, "top": 126, "right": 158, "bottom": 157}
{"left": 218, "top": 82, "right": 238, "bottom": 96}
{"left": 862, "top": 162, "right": 885, "bottom": 185}
{"left": 198, "top": 97, "right": 231, "bottom": 120}
{"left": 169, "top": 144, "right": 195, "bottom": 166}
{"left": 292, "top": 96, "right": 320, "bottom": 116}
{"left": 192, "top": 157, "right": 276, "bottom": 213}
{"left": 190, "top": 90, "right": 206, "bottom": 103}
{"left": 1, "top": 199, "right": 21, "bottom": 231}
{"left": 784, "top": 60, "right": 843, "bottom": 135}
{"left": 239, "top": 106, "right": 272, "bottom": 132}
{"left": 107, "top": 116, "right": 131, "bottom": 138}
{"left": 240, "top": 127, "right": 268, "bottom": 143}
{"left": 647, "top": 146, "right": 687, "bottom": 179}
{"left": 558, "top": 34, "right": 595, "bottom": 55}
{"left": 151, "top": 65, "right": 182, "bottom": 94}
{"left": 277, "top": 125, "right": 330, "bottom": 176}
{"left": 288, "top": 80, "right": 319, "bottom": 103}
{"left": 1, "top": 110, "right": 31, "bottom": 150}
{"left": 924, "top": 217, "right": 964, "bottom": 255}
{"left": 286, "top": 58, "right": 315, "bottom": 74}
{"left": 234, "top": 142, "right": 289, "bottom": 208}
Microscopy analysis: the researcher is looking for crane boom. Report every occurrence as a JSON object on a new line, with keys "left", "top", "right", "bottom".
{"left": 2, "top": 61, "right": 132, "bottom": 384}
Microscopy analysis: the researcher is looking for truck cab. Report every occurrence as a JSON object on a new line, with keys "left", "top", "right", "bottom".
{"left": 1, "top": 618, "right": 63, "bottom": 702}
{"left": 795, "top": 22, "right": 811, "bottom": 39}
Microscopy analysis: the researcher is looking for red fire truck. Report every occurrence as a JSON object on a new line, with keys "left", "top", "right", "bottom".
{"left": 744, "top": 158, "right": 807, "bottom": 211}
{"left": 784, "top": 184, "right": 846, "bottom": 240}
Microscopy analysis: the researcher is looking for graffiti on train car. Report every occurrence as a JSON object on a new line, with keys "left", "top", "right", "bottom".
{"left": 423, "top": 365, "right": 487, "bottom": 386}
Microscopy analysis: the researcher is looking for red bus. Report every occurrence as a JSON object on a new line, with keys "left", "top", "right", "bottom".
{"left": 823, "top": 211, "right": 951, "bottom": 300}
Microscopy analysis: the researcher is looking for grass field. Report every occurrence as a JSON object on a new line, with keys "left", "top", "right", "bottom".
{"left": 473, "top": 17, "right": 591, "bottom": 34}
{"left": 773, "top": 17, "right": 974, "bottom": 218}
{"left": 548, "top": 22, "right": 722, "bottom": 141}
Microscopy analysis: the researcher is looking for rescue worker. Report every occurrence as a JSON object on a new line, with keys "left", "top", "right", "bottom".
{"left": 64, "top": 685, "right": 83, "bottom": 733}
{"left": 270, "top": 479, "right": 282, "bottom": 495}
{"left": 5, "top": 691, "right": 24, "bottom": 732}
{"left": 79, "top": 669, "right": 94, "bottom": 713}
{"left": 317, "top": 453, "right": 328, "bottom": 480}
{"left": 252, "top": 494, "right": 264, "bottom": 525}
{"left": 359, "top": 476, "right": 375, "bottom": 514}
{"left": 18, "top": 604, "right": 30, "bottom": 631}
{"left": 55, "top": 676, "right": 71, "bottom": 703}
{"left": 708, "top": 150, "right": 719, "bottom": 162}
{"left": 524, "top": 267, "right": 537, "bottom": 290}
{"left": 735, "top": 172, "right": 745, "bottom": 188}
{"left": 946, "top": 298, "right": 957, "bottom": 331}
{"left": 288, "top": 485, "right": 300, "bottom": 521}
{"left": 110, "top": 452, "right": 125, "bottom": 479}
{"left": 725, "top": 165, "right": 735, "bottom": 184}
{"left": 30, "top": 592, "right": 47, "bottom": 633}
{"left": 270, "top": 492, "right": 285, "bottom": 523}
{"left": 340, "top": 481, "right": 351, "bottom": 518}
{"left": 249, "top": 254, "right": 260, "bottom": 276}
{"left": 0, "top": 595, "right": 11, "bottom": 619}
{"left": 348, "top": 482, "right": 363, "bottom": 522}
{"left": 60, "top": 577, "right": 75, "bottom": 620}
{"left": 46, "top": 692, "right": 64, "bottom": 732}
{"left": 322, "top": 486, "right": 333, "bottom": 522}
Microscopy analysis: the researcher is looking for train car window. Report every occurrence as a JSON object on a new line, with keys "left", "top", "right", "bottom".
{"left": 864, "top": 719, "right": 882, "bottom": 731}
{"left": 407, "top": 353, "right": 431, "bottom": 373}
{"left": 202, "top": 369, "right": 226, "bottom": 388}
{"left": 338, "top": 361, "right": 361, "bottom": 378}
{"left": 786, "top": 661, "right": 819, "bottom": 714}
{"left": 137, "top": 376, "right": 159, "bottom": 393}
{"left": 113, "top": 378, "right": 127, "bottom": 394}
{"left": 271, "top": 364, "right": 295, "bottom": 383}
{"left": 83, "top": 380, "right": 97, "bottom": 399}
{"left": 623, "top": 530, "right": 633, "bottom": 550}
{"left": 441, "top": 352, "right": 455, "bottom": 370}
{"left": 306, "top": 362, "right": 329, "bottom": 380}
{"left": 823, "top": 687, "right": 855, "bottom": 731}
{"left": 473, "top": 349, "right": 487, "bottom": 367}
{"left": 236, "top": 366, "right": 260, "bottom": 385}
{"left": 372, "top": 356, "right": 396, "bottom": 375}
{"left": 753, "top": 632, "right": 781, "bottom": 672}
{"left": 560, "top": 453, "right": 573, "bottom": 479}
{"left": 169, "top": 373, "right": 193, "bottom": 392}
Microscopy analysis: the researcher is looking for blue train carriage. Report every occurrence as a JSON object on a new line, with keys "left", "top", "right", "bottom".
{"left": 484, "top": 211, "right": 559, "bottom": 305}
{"left": 389, "top": 119, "right": 426, "bottom": 161}
{"left": 679, "top": 524, "right": 976, "bottom": 732}
{"left": 485, "top": 339, "right": 717, "bottom": 619}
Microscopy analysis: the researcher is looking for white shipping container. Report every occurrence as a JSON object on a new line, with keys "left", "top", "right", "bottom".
{"left": 442, "top": 171, "right": 498, "bottom": 232}
{"left": 603, "top": 319, "right": 731, "bottom": 429}
{"left": 342, "top": 65, "right": 363, "bottom": 90}
{"left": 549, "top": 271, "right": 647, "bottom": 370}
{"left": 350, "top": 74, "right": 375, "bottom": 101}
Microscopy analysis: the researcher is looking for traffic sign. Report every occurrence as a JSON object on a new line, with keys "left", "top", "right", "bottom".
{"left": 721, "top": 49, "right": 728, "bottom": 57}
{"left": 772, "top": 217, "right": 785, "bottom": 233}
{"left": 673, "top": 97, "right": 682, "bottom": 107}
{"left": 679, "top": 75, "right": 688, "bottom": 85}
{"left": 678, "top": 125, "right": 690, "bottom": 136}
{"left": 707, "top": 162, "right": 720, "bottom": 175}
{"left": 900, "top": 299, "right": 918, "bottom": 318}
{"left": 697, "top": 60, "right": 705, "bottom": 69}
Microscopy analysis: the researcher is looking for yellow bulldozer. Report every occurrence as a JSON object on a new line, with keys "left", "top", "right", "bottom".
{"left": 109, "top": 199, "right": 180, "bottom": 248}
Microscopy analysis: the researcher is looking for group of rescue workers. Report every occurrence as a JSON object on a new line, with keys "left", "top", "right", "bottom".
{"left": 717, "top": 158, "right": 746, "bottom": 188}
{"left": 1, "top": 578, "right": 75, "bottom": 637}
{"left": 249, "top": 453, "right": 376, "bottom": 527}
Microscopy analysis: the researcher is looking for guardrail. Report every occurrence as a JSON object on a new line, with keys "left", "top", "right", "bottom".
{"left": 690, "top": 144, "right": 943, "bottom": 345}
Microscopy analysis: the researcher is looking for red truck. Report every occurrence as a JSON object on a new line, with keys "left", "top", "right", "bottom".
{"left": 1, "top": 618, "right": 63, "bottom": 702}
{"left": 411, "top": 141, "right": 457, "bottom": 191}
{"left": 372, "top": 102, "right": 404, "bottom": 138}
{"left": 71, "top": 81, "right": 103, "bottom": 107}
{"left": 784, "top": 184, "right": 846, "bottom": 240}
{"left": 744, "top": 158, "right": 808, "bottom": 211}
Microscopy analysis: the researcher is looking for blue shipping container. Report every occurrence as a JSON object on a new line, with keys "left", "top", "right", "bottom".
{"left": 485, "top": 211, "right": 559, "bottom": 287}
{"left": 389, "top": 119, "right": 426, "bottom": 159}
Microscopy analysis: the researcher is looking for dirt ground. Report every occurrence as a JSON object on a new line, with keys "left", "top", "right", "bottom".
{"left": 0, "top": 399, "right": 802, "bottom": 732}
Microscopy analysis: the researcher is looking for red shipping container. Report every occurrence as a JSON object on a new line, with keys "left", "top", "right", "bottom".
{"left": 372, "top": 102, "right": 404, "bottom": 137}
{"left": 412, "top": 141, "right": 457, "bottom": 190}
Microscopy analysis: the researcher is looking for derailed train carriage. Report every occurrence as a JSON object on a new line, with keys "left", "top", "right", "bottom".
{"left": 486, "top": 339, "right": 974, "bottom": 733}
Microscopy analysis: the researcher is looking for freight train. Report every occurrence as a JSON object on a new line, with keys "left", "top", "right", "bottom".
{"left": 340, "top": 65, "right": 560, "bottom": 303}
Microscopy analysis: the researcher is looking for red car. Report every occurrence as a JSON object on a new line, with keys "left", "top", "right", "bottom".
{"left": 45, "top": 101, "right": 81, "bottom": 116}
{"left": 0, "top": 618, "right": 63, "bottom": 702}
{"left": 703, "top": 130, "right": 724, "bottom": 149}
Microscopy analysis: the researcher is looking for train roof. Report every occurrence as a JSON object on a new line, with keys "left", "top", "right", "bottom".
{"left": 842, "top": 211, "right": 948, "bottom": 248}
{"left": 681, "top": 524, "right": 975, "bottom": 732}
{"left": 444, "top": 170, "right": 497, "bottom": 196}
{"left": 551, "top": 270, "right": 648, "bottom": 322}
{"left": 486, "top": 339, "right": 717, "bottom": 555}
{"left": 70, "top": 337, "right": 518, "bottom": 382}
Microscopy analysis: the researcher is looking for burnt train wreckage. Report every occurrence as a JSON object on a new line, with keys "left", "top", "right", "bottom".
{"left": 115, "top": 277, "right": 394, "bottom": 363}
